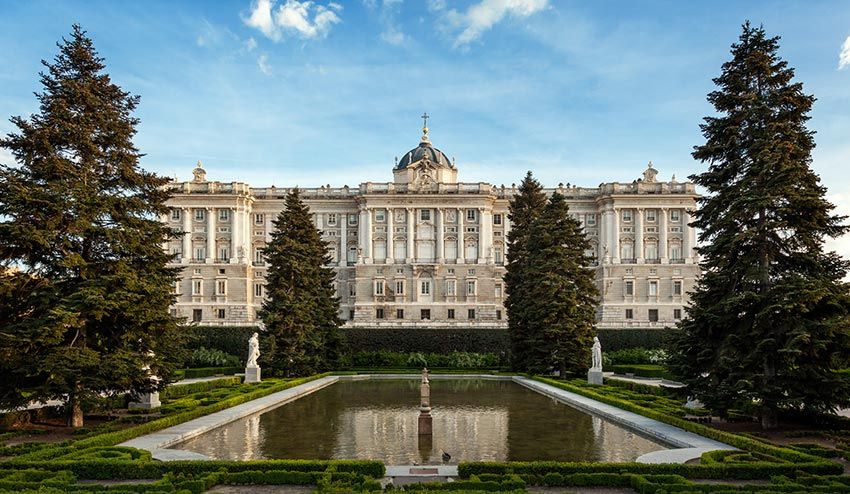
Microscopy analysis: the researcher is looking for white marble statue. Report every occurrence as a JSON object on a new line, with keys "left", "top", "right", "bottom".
{"left": 591, "top": 336, "right": 602, "bottom": 371}
{"left": 247, "top": 332, "right": 260, "bottom": 367}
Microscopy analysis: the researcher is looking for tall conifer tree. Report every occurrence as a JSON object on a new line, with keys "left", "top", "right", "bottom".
{"left": 0, "top": 25, "right": 182, "bottom": 427}
{"left": 504, "top": 172, "right": 547, "bottom": 370}
{"left": 259, "top": 188, "right": 342, "bottom": 376}
{"left": 668, "top": 23, "right": 850, "bottom": 428}
{"left": 524, "top": 193, "right": 599, "bottom": 377}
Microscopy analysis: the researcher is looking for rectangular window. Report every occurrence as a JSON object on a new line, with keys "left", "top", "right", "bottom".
{"left": 374, "top": 280, "right": 385, "bottom": 296}
{"left": 376, "top": 308, "right": 385, "bottom": 319}
{"left": 174, "top": 280, "right": 181, "bottom": 294}
{"left": 219, "top": 247, "right": 229, "bottom": 260}
{"left": 468, "top": 309, "right": 476, "bottom": 319}
{"left": 622, "top": 210, "right": 633, "bottom": 222}
{"left": 254, "top": 248, "right": 264, "bottom": 265}
{"left": 467, "top": 280, "right": 476, "bottom": 296}
{"left": 646, "top": 210, "right": 657, "bottom": 222}
{"left": 466, "top": 209, "right": 477, "bottom": 222}
{"left": 192, "top": 309, "right": 202, "bottom": 322}
{"left": 671, "top": 210, "right": 681, "bottom": 222}
{"left": 494, "top": 248, "right": 503, "bottom": 264}
{"left": 446, "top": 280, "right": 456, "bottom": 296}
{"left": 195, "top": 209, "right": 205, "bottom": 221}
{"left": 648, "top": 309, "right": 659, "bottom": 322}
{"left": 447, "top": 309, "right": 455, "bottom": 319}
{"left": 625, "top": 280, "right": 634, "bottom": 296}
{"left": 254, "top": 283, "right": 263, "bottom": 297}
{"left": 649, "top": 280, "right": 658, "bottom": 296}
{"left": 493, "top": 214, "right": 502, "bottom": 225}
{"left": 495, "top": 283, "right": 503, "bottom": 298}
{"left": 586, "top": 214, "right": 596, "bottom": 226}
{"left": 216, "top": 308, "right": 226, "bottom": 319}
{"left": 395, "top": 280, "right": 405, "bottom": 295}
{"left": 674, "top": 308, "right": 682, "bottom": 319}
{"left": 496, "top": 310, "right": 502, "bottom": 320}
{"left": 349, "top": 309, "right": 355, "bottom": 320}
{"left": 255, "top": 213, "right": 264, "bottom": 224}
{"left": 673, "top": 280, "right": 683, "bottom": 296}
{"left": 218, "top": 209, "right": 229, "bottom": 221}
{"left": 171, "top": 209, "right": 181, "bottom": 221}
{"left": 194, "top": 247, "right": 205, "bottom": 261}
{"left": 349, "top": 283, "right": 356, "bottom": 297}
{"left": 420, "top": 280, "right": 430, "bottom": 295}
{"left": 375, "top": 210, "right": 385, "bottom": 222}
{"left": 420, "top": 209, "right": 431, "bottom": 221}
{"left": 421, "top": 309, "right": 431, "bottom": 320}
{"left": 625, "top": 309, "right": 634, "bottom": 319}
{"left": 396, "top": 309, "right": 404, "bottom": 319}
{"left": 349, "top": 214, "right": 357, "bottom": 225}
{"left": 327, "top": 213, "right": 337, "bottom": 225}
{"left": 217, "top": 280, "right": 227, "bottom": 295}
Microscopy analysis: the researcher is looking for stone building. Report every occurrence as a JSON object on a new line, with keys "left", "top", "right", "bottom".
{"left": 162, "top": 122, "right": 699, "bottom": 329}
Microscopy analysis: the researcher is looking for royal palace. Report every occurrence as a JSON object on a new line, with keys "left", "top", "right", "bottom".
{"left": 163, "top": 122, "right": 699, "bottom": 330}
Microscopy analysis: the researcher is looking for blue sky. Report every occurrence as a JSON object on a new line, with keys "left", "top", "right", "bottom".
{"left": 1, "top": 0, "right": 849, "bottom": 255}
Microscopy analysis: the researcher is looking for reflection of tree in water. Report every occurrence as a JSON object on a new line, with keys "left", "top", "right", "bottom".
{"left": 174, "top": 379, "right": 666, "bottom": 462}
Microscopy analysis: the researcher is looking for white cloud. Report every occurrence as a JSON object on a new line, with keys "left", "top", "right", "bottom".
{"left": 257, "top": 54, "right": 272, "bottom": 75}
{"left": 381, "top": 27, "right": 406, "bottom": 46}
{"left": 245, "top": 0, "right": 342, "bottom": 40}
{"left": 840, "top": 35, "right": 850, "bottom": 70}
{"left": 244, "top": 0, "right": 280, "bottom": 41}
{"left": 244, "top": 37, "right": 258, "bottom": 52}
{"left": 427, "top": 0, "right": 446, "bottom": 12}
{"left": 444, "top": 0, "right": 548, "bottom": 47}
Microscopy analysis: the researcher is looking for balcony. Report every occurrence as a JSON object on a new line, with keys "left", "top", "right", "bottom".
{"left": 621, "top": 258, "right": 636, "bottom": 264}
{"left": 645, "top": 258, "right": 661, "bottom": 264}
{"left": 669, "top": 258, "right": 685, "bottom": 264}
{"left": 253, "top": 261, "right": 265, "bottom": 266}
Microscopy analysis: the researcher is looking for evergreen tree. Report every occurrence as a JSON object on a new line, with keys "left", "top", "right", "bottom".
{"left": 504, "top": 172, "right": 547, "bottom": 371}
{"left": 0, "top": 25, "right": 183, "bottom": 427}
{"left": 667, "top": 22, "right": 850, "bottom": 428}
{"left": 524, "top": 193, "right": 599, "bottom": 377}
{"left": 259, "top": 188, "right": 342, "bottom": 376}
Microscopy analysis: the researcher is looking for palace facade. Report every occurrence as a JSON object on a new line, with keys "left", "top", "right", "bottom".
{"left": 162, "top": 125, "right": 699, "bottom": 329}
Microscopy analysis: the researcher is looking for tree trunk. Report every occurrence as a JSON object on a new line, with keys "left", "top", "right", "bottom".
{"left": 559, "top": 360, "right": 567, "bottom": 380}
{"left": 67, "top": 382, "right": 84, "bottom": 428}
{"left": 761, "top": 407, "right": 778, "bottom": 430}
{"left": 67, "top": 397, "right": 84, "bottom": 428}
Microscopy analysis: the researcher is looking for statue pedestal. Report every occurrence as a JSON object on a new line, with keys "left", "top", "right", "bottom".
{"left": 418, "top": 410, "right": 433, "bottom": 435}
{"left": 129, "top": 392, "right": 161, "bottom": 410}
{"left": 587, "top": 369, "right": 603, "bottom": 385}
{"left": 244, "top": 366, "right": 261, "bottom": 383}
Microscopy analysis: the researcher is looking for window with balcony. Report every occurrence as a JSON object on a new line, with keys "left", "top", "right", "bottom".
{"left": 194, "top": 247, "right": 205, "bottom": 261}
{"left": 255, "top": 213, "right": 264, "bottom": 224}
{"left": 622, "top": 210, "right": 633, "bottom": 222}
{"left": 671, "top": 210, "right": 681, "bottom": 222}
{"left": 195, "top": 209, "right": 205, "bottom": 221}
{"left": 218, "top": 209, "right": 229, "bottom": 221}
{"left": 466, "top": 209, "right": 476, "bottom": 222}
{"left": 646, "top": 209, "right": 657, "bottom": 222}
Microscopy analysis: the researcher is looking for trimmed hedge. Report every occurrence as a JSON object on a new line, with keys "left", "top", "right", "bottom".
{"left": 179, "top": 366, "right": 241, "bottom": 379}
{"left": 610, "top": 364, "right": 673, "bottom": 379}
{"left": 184, "top": 325, "right": 256, "bottom": 359}
{"left": 343, "top": 327, "right": 675, "bottom": 354}
{"left": 161, "top": 377, "right": 241, "bottom": 400}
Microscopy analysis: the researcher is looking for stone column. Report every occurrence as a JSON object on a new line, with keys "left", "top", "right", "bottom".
{"left": 182, "top": 208, "right": 192, "bottom": 264}
{"left": 480, "top": 207, "right": 491, "bottom": 264}
{"left": 685, "top": 209, "right": 697, "bottom": 264}
{"left": 599, "top": 209, "right": 609, "bottom": 263}
{"left": 358, "top": 207, "right": 367, "bottom": 263}
{"left": 612, "top": 207, "right": 621, "bottom": 264}
{"left": 230, "top": 206, "right": 239, "bottom": 263}
{"left": 206, "top": 207, "right": 215, "bottom": 263}
{"left": 365, "top": 208, "right": 373, "bottom": 264}
{"left": 458, "top": 207, "right": 465, "bottom": 263}
{"left": 386, "top": 209, "right": 394, "bottom": 264}
{"left": 339, "top": 213, "right": 347, "bottom": 267}
{"left": 406, "top": 208, "right": 415, "bottom": 263}
{"left": 659, "top": 207, "right": 668, "bottom": 263}
{"left": 635, "top": 207, "right": 644, "bottom": 263}
{"left": 503, "top": 215, "right": 511, "bottom": 257}
{"left": 435, "top": 208, "right": 444, "bottom": 263}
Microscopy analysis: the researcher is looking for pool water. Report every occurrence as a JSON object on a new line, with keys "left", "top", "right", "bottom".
{"left": 171, "top": 379, "right": 668, "bottom": 464}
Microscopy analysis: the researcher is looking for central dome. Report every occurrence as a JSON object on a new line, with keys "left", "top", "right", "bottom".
{"left": 395, "top": 135, "right": 454, "bottom": 170}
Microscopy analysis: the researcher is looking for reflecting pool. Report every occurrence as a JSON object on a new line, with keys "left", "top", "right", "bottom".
{"left": 171, "top": 379, "right": 668, "bottom": 464}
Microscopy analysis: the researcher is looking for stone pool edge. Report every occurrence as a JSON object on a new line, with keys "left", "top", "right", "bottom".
{"left": 512, "top": 376, "right": 736, "bottom": 464}
{"left": 119, "top": 373, "right": 735, "bottom": 464}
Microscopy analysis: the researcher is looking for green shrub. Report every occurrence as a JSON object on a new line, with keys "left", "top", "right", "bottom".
{"left": 187, "top": 347, "right": 241, "bottom": 368}
{"left": 604, "top": 347, "right": 669, "bottom": 366}
{"left": 181, "top": 366, "right": 241, "bottom": 379}
{"left": 184, "top": 326, "right": 256, "bottom": 358}
{"left": 342, "top": 351, "right": 505, "bottom": 369}
{"left": 610, "top": 364, "right": 673, "bottom": 379}
{"left": 161, "top": 377, "right": 241, "bottom": 400}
